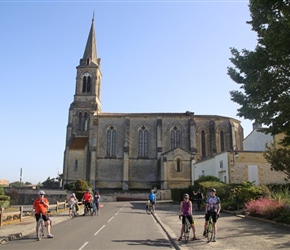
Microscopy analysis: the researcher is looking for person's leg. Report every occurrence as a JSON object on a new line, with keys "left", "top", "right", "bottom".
{"left": 203, "top": 213, "right": 209, "bottom": 236}
{"left": 35, "top": 214, "right": 40, "bottom": 236}
{"left": 179, "top": 224, "right": 185, "bottom": 239}
{"left": 197, "top": 200, "right": 201, "bottom": 211}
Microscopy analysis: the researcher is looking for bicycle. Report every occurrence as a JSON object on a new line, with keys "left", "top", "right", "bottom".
{"left": 36, "top": 214, "right": 45, "bottom": 241}
{"left": 71, "top": 203, "right": 78, "bottom": 218}
{"left": 84, "top": 202, "right": 92, "bottom": 216}
{"left": 205, "top": 213, "right": 219, "bottom": 242}
{"left": 179, "top": 215, "right": 191, "bottom": 243}
{"left": 146, "top": 203, "right": 153, "bottom": 214}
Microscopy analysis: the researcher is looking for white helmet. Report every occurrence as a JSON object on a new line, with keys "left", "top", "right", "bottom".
{"left": 38, "top": 190, "right": 45, "bottom": 195}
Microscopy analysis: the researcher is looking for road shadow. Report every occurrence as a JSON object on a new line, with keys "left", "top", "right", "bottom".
{"left": 112, "top": 238, "right": 171, "bottom": 248}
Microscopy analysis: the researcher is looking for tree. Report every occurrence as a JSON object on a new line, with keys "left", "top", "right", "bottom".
{"left": 228, "top": 0, "right": 290, "bottom": 145}
{"left": 264, "top": 142, "right": 290, "bottom": 180}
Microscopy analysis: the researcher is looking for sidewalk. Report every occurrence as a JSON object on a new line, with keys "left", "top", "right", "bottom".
{"left": 0, "top": 207, "right": 83, "bottom": 244}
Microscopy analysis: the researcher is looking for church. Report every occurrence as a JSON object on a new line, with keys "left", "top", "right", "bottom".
{"left": 63, "top": 18, "right": 244, "bottom": 191}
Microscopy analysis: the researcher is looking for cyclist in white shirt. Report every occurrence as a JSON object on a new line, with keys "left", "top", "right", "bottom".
{"left": 203, "top": 188, "right": 221, "bottom": 242}
{"left": 67, "top": 193, "right": 78, "bottom": 216}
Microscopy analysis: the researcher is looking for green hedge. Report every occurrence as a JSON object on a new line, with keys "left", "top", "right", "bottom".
{"left": 0, "top": 200, "right": 10, "bottom": 209}
{"left": 0, "top": 195, "right": 10, "bottom": 201}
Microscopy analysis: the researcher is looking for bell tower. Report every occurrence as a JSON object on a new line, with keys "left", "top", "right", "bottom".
{"left": 63, "top": 16, "right": 102, "bottom": 185}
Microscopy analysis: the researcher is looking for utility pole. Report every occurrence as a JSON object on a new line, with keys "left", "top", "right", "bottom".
{"left": 20, "top": 168, "right": 22, "bottom": 187}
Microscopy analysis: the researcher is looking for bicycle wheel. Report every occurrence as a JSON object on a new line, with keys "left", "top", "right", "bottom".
{"left": 37, "top": 220, "right": 44, "bottom": 241}
{"left": 207, "top": 219, "right": 213, "bottom": 242}
{"left": 146, "top": 205, "right": 151, "bottom": 215}
{"left": 72, "top": 205, "right": 76, "bottom": 218}
{"left": 184, "top": 222, "right": 190, "bottom": 243}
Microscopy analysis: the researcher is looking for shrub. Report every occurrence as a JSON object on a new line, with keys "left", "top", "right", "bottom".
{"left": 270, "top": 187, "right": 290, "bottom": 206}
{"left": 245, "top": 197, "right": 285, "bottom": 219}
{"left": 4, "top": 189, "right": 19, "bottom": 205}
{"left": 229, "top": 182, "right": 264, "bottom": 209}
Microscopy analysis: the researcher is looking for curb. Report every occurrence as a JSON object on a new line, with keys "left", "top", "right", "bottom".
{"left": 152, "top": 212, "right": 181, "bottom": 250}
{"left": 223, "top": 210, "right": 290, "bottom": 229}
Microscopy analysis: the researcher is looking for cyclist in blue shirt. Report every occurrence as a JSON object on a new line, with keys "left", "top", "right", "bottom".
{"left": 147, "top": 190, "right": 156, "bottom": 212}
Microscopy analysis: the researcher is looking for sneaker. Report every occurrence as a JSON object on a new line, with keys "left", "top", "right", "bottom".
{"left": 203, "top": 231, "right": 206, "bottom": 237}
{"left": 177, "top": 237, "right": 182, "bottom": 241}
{"left": 47, "top": 234, "right": 54, "bottom": 238}
{"left": 212, "top": 237, "right": 216, "bottom": 242}
{"left": 191, "top": 237, "right": 199, "bottom": 241}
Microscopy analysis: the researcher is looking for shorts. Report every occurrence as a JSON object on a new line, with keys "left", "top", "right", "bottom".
{"left": 182, "top": 215, "right": 193, "bottom": 225}
{"left": 84, "top": 201, "right": 92, "bottom": 208}
{"left": 149, "top": 200, "right": 155, "bottom": 205}
{"left": 35, "top": 213, "right": 48, "bottom": 222}
{"left": 205, "top": 211, "right": 218, "bottom": 223}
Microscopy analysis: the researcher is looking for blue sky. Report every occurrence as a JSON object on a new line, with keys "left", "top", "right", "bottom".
{"left": 0, "top": 0, "right": 257, "bottom": 184}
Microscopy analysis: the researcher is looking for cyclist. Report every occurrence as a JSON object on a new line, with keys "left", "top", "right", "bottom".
{"left": 82, "top": 188, "right": 92, "bottom": 216}
{"left": 178, "top": 193, "right": 198, "bottom": 241}
{"left": 93, "top": 189, "right": 101, "bottom": 215}
{"left": 203, "top": 188, "right": 221, "bottom": 242}
{"left": 33, "top": 190, "right": 53, "bottom": 238}
{"left": 67, "top": 193, "right": 78, "bottom": 216}
{"left": 193, "top": 189, "right": 203, "bottom": 211}
{"left": 146, "top": 189, "right": 156, "bottom": 212}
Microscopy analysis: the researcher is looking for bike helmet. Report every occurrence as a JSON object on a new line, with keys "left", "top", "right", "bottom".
{"left": 210, "top": 188, "right": 216, "bottom": 192}
{"left": 86, "top": 188, "right": 90, "bottom": 192}
{"left": 71, "top": 193, "right": 76, "bottom": 197}
{"left": 38, "top": 190, "right": 45, "bottom": 195}
{"left": 183, "top": 193, "right": 189, "bottom": 198}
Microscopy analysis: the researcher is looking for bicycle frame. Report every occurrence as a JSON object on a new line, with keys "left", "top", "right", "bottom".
{"left": 206, "top": 215, "right": 214, "bottom": 242}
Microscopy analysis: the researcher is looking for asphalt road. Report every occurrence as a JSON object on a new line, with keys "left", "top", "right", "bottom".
{"left": 0, "top": 202, "right": 172, "bottom": 250}
{"left": 2, "top": 202, "right": 290, "bottom": 250}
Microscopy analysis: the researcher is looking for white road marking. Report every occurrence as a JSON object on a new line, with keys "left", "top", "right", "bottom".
{"left": 108, "top": 216, "right": 114, "bottom": 222}
{"left": 115, "top": 212, "right": 119, "bottom": 216}
{"left": 78, "top": 241, "right": 88, "bottom": 250}
{"left": 94, "top": 225, "right": 106, "bottom": 236}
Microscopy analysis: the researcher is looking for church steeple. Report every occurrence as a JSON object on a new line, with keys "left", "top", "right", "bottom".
{"left": 80, "top": 14, "right": 98, "bottom": 66}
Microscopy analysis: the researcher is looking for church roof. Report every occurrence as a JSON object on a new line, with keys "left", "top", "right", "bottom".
{"left": 81, "top": 14, "right": 98, "bottom": 65}
{"left": 69, "top": 137, "right": 88, "bottom": 150}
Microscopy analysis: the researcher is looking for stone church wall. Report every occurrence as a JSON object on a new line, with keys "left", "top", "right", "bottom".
{"left": 67, "top": 150, "right": 86, "bottom": 182}
{"left": 129, "top": 159, "right": 158, "bottom": 189}
{"left": 96, "top": 158, "right": 123, "bottom": 189}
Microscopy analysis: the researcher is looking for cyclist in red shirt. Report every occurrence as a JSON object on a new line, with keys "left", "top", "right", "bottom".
{"left": 33, "top": 190, "right": 53, "bottom": 238}
{"left": 82, "top": 188, "right": 92, "bottom": 215}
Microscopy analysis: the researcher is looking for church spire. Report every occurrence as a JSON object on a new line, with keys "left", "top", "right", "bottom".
{"left": 81, "top": 14, "right": 98, "bottom": 65}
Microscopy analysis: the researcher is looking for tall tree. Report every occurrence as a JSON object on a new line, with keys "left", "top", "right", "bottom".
{"left": 228, "top": 0, "right": 290, "bottom": 145}
{"left": 264, "top": 142, "right": 290, "bottom": 180}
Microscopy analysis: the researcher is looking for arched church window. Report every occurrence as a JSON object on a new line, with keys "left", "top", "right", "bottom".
{"left": 74, "top": 159, "right": 78, "bottom": 171}
{"left": 138, "top": 126, "right": 148, "bottom": 157}
{"left": 86, "top": 58, "right": 90, "bottom": 65}
{"left": 220, "top": 130, "right": 225, "bottom": 152}
{"left": 176, "top": 158, "right": 182, "bottom": 172}
{"left": 82, "top": 72, "right": 91, "bottom": 93}
{"left": 78, "top": 112, "right": 82, "bottom": 131}
{"left": 171, "top": 126, "right": 181, "bottom": 149}
{"left": 84, "top": 112, "right": 88, "bottom": 131}
{"left": 106, "top": 126, "right": 116, "bottom": 157}
{"left": 201, "top": 130, "right": 206, "bottom": 158}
